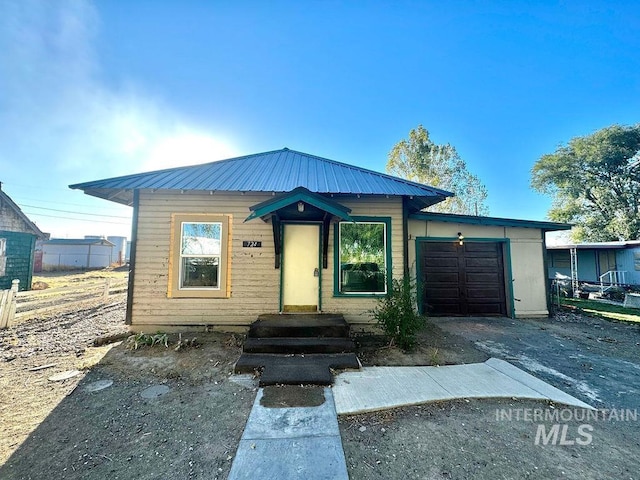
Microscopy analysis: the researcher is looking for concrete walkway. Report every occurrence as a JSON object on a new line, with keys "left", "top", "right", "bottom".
{"left": 228, "top": 387, "right": 348, "bottom": 480}
{"left": 333, "top": 357, "right": 595, "bottom": 415}
{"left": 228, "top": 358, "right": 594, "bottom": 479}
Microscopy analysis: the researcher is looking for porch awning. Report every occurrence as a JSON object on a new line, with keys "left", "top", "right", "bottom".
{"left": 244, "top": 186, "right": 354, "bottom": 223}
{"left": 245, "top": 187, "right": 354, "bottom": 269}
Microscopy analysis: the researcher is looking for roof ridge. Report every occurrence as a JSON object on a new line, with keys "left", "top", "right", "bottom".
{"left": 282, "top": 148, "right": 454, "bottom": 197}
{"left": 69, "top": 148, "right": 455, "bottom": 207}
{"left": 70, "top": 150, "right": 289, "bottom": 188}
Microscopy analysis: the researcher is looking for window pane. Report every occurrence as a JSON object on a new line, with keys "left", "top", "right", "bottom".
{"left": 340, "top": 222, "right": 386, "bottom": 293}
{"left": 182, "top": 223, "right": 221, "bottom": 255}
{"left": 552, "top": 251, "right": 570, "bottom": 268}
{"left": 181, "top": 257, "right": 219, "bottom": 288}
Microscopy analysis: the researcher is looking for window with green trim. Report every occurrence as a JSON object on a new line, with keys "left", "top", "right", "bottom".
{"left": 338, "top": 222, "right": 387, "bottom": 294}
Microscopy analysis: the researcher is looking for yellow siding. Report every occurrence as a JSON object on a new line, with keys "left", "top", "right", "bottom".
{"left": 510, "top": 239, "right": 548, "bottom": 316}
{"left": 131, "top": 191, "right": 279, "bottom": 328}
{"left": 131, "top": 191, "right": 404, "bottom": 329}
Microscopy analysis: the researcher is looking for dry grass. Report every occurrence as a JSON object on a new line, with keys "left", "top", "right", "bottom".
{"left": 32, "top": 268, "right": 128, "bottom": 290}
{"left": 560, "top": 297, "right": 640, "bottom": 324}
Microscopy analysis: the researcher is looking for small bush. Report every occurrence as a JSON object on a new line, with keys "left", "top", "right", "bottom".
{"left": 127, "top": 332, "right": 168, "bottom": 350}
{"left": 371, "top": 275, "right": 425, "bottom": 351}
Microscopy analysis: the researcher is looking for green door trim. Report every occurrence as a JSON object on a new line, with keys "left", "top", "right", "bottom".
{"left": 279, "top": 222, "right": 323, "bottom": 313}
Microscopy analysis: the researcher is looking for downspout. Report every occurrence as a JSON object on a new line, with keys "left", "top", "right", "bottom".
{"left": 542, "top": 230, "right": 552, "bottom": 317}
{"left": 125, "top": 189, "right": 140, "bottom": 326}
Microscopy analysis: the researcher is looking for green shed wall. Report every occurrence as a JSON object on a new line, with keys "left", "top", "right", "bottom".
{"left": 0, "top": 231, "right": 36, "bottom": 291}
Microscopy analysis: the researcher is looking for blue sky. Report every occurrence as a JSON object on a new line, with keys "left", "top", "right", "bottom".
{"left": 1, "top": 0, "right": 638, "bottom": 240}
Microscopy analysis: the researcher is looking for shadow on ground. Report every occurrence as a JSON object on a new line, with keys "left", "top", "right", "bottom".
{"left": 0, "top": 334, "right": 257, "bottom": 480}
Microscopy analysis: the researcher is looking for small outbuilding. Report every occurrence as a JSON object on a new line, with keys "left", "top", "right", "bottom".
{"left": 0, "top": 186, "right": 46, "bottom": 291}
{"left": 41, "top": 238, "right": 115, "bottom": 271}
{"left": 70, "top": 148, "right": 570, "bottom": 330}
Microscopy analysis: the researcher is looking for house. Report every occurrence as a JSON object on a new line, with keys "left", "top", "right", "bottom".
{"left": 0, "top": 186, "right": 46, "bottom": 291}
{"left": 548, "top": 241, "right": 640, "bottom": 286}
{"left": 41, "top": 238, "right": 115, "bottom": 271}
{"left": 70, "top": 148, "right": 571, "bottom": 331}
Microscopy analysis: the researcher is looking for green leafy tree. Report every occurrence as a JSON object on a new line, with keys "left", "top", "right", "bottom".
{"left": 531, "top": 124, "right": 640, "bottom": 242}
{"left": 386, "top": 125, "right": 489, "bottom": 215}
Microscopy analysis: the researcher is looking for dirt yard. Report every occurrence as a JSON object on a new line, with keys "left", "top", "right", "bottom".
{"left": 0, "top": 271, "right": 256, "bottom": 480}
{"left": 1, "top": 273, "right": 639, "bottom": 479}
{"left": 339, "top": 397, "right": 639, "bottom": 480}
{"left": 341, "top": 310, "right": 640, "bottom": 480}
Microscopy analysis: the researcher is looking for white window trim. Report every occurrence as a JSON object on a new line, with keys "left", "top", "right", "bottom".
{"left": 178, "top": 221, "right": 223, "bottom": 291}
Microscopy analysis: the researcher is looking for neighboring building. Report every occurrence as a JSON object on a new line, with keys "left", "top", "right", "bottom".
{"left": 107, "top": 236, "right": 128, "bottom": 265}
{"left": 548, "top": 241, "right": 640, "bottom": 286}
{"left": 85, "top": 235, "right": 128, "bottom": 265}
{"left": 0, "top": 186, "right": 46, "bottom": 290}
{"left": 41, "top": 238, "right": 115, "bottom": 271}
{"left": 70, "top": 148, "right": 571, "bottom": 330}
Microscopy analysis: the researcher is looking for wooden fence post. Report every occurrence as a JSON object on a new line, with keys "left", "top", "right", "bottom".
{"left": 0, "top": 279, "right": 19, "bottom": 329}
{"left": 103, "top": 278, "right": 112, "bottom": 300}
{"left": 8, "top": 279, "right": 19, "bottom": 327}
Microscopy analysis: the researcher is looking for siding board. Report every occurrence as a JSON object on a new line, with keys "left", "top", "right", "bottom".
{"left": 130, "top": 191, "right": 404, "bottom": 328}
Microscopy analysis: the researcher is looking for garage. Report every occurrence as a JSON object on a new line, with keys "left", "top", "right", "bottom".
{"left": 418, "top": 240, "right": 508, "bottom": 316}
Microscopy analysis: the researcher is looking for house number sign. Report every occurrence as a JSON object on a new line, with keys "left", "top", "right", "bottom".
{"left": 242, "top": 241, "right": 262, "bottom": 248}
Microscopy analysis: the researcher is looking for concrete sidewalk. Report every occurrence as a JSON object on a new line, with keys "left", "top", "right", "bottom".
{"left": 228, "top": 387, "right": 348, "bottom": 480}
{"left": 228, "top": 358, "right": 594, "bottom": 479}
{"left": 333, "top": 357, "right": 595, "bottom": 415}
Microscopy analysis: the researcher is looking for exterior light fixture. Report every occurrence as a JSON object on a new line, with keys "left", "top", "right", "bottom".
{"left": 297, "top": 201, "right": 305, "bottom": 213}
{"left": 457, "top": 232, "right": 464, "bottom": 246}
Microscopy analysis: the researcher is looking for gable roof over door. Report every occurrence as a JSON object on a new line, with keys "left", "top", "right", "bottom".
{"left": 70, "top": 148, "right": 453, "bottom": 211}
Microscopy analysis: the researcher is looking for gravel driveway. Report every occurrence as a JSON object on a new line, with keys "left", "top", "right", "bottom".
{"left": 431, "top": 311, "right": 640, "bottom": 410}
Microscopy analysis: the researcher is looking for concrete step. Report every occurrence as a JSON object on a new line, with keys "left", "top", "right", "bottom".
{"left": 250, "top": 314, "right": 349, "bottom": 338}
{"left": 243, "top": 337, "right": 356, "bottom": 354}
{"left": 259, "top": 364, "right": 333, "bottom": 386}
{"left": 234, "top": 353, "right": 360, "bottom": 386}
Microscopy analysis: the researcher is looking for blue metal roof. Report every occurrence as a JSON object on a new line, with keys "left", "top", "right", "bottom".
{"left": 410, "top": 212, "right": 572, "bottom": 232}
{"left": 70, "top": 148, "right": 453, "bottom": 209}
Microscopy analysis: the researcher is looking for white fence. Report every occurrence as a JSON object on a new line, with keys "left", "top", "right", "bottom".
{"left": 0, "top": 278, "right": 127, "bottom": 329}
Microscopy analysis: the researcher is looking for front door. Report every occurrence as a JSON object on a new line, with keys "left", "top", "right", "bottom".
{"left": 597, "top": 250, "right": 616, "bottom": 277}
{"left": 282, "top": 224, "right": 320, "bottom": 312}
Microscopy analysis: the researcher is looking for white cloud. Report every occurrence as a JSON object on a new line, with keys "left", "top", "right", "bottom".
{"left": 0, "top": 0, "right": 236, "bottom": 183}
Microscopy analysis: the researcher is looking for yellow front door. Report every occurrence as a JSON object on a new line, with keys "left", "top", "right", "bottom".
{"left": 282, "top": 224, "right": 319, "bottom": 312}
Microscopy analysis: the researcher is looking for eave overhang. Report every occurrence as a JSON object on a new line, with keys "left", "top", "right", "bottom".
{"left": 409, "top": 212, "right": 573, "bottom": 232}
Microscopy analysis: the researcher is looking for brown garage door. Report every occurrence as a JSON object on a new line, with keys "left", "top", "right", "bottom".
{"left": 420, "top": 241, "right": 507, "bottom": 316}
